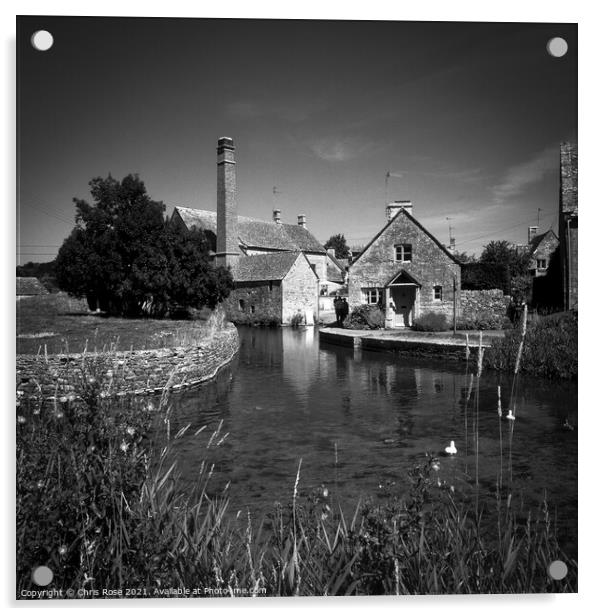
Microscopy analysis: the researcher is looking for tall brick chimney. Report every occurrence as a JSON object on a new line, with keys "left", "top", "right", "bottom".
{"left": 216, "top": 137, "right": 238, "bottom": 268}
{"left": 297, "top": 214, "right": 307, "bottom": 228}
{"left": 528, "top": 226, "right": 539, "bottom": 243}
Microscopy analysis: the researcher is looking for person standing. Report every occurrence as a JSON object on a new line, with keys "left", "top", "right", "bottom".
{"left": 341, "top": 297, "right": 349, "bottom": 327}
{"left": 334, "top": 295, "right": 343, "bottom": 327}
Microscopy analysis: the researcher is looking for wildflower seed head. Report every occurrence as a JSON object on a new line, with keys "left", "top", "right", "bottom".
{"left": 120, "top": 441, "right": 129, "bottom": 453}
{"left": 58, "top": 545, "right": 67, "bottom": 556}
{"left": 126, "top": 426, "right": 135, "bottom": 437}
{"left": 17, "top": 415, "right": 26, "bottom": 424}
{"left": 87, "top": 377, "right": 96, "bottom": 385}
{"left": 59, "top": 396, "right": 68, "bottom": 403}
{"left": 37, "top": 480, "right": 44, "bottom": 489}
{"left": 56, "top": 412, "right": 64, "bottom": 419}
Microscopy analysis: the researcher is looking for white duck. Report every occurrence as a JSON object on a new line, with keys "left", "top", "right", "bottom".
{"left": 444, "top": 440, "right": 457, "bottom": 455}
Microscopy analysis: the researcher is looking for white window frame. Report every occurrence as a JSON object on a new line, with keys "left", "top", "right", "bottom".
{"left": 363, "top": 288, "right": 382, "bottom": 305}
{"left": 394, "top": 243, "right": 412, "bottom": 262}
{"left": 433, "top": 285, "right": 443, "bottom": 301}
{"left": 536, "top": 259, "right": 547, "bottom": 269}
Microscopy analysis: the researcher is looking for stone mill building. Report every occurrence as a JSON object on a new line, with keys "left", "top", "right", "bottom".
{"left": 348, "top": 201, "right": 462, "bottom": 328}
{"left": 172, "top": 137, "right": 327, "bottom": 324}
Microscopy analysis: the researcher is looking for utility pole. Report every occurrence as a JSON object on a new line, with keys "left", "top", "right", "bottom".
{"left": 446, "top": 217, "right": 455, "bottom": 251}
{"left": 453, "top": 274, "right": 457, "bottom": 335}
{"left": 385, "top": 171, "right": 390, "bottom": 205}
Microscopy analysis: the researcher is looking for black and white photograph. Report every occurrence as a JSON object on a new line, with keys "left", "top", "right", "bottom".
{"left": 15, "top": 13, "right": 578, "bottom": 600}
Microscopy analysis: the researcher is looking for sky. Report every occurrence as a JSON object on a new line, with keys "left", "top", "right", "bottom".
{"left": 16, "top": 17, "right": 577, "bottom": 263}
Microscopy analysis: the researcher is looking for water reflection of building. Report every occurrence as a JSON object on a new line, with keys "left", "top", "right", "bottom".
{"left": 281, "top": 327, "right": 319, "bottom": 402}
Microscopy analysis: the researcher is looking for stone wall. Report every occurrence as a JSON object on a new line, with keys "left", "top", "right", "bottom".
{"left": 224, "top": 281, "right": 283, "bottom": 323}
{"left": 304, "top": 252, "right": 328, "bottom": 285}
{"left": 459, "top": 289, "right": 511, "bottom": 322}
{"left": 282, "top": 255, "right": 318, "bottom": 324}
{"left": 16, "top": 323, "right": 239, "bottom": 400}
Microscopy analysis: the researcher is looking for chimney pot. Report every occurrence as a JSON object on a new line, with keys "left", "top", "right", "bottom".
{"left": 297, "top": 214, "right": 307, "bottom": 228}
{"left": 528, "top": 226, "right": 539, "bottom": 243}
{"left": 273, "top": 209, "right": 281, "bottom": 224}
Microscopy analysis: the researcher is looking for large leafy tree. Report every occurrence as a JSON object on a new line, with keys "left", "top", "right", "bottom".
{"left": 479, "top": 240, "right": 532, "bottom": 301}
{"left": 480, "top": 240, "right": 530, "bottom": 279}
{"left": 55, "top": 174, "right": 233, "bottom": 317}
{"left": 324, "top": 233, "right": 350, "bottom": 260}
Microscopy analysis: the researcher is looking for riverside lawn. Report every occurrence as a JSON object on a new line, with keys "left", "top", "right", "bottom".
{"left": 16, "top": 337, "right": 576, "bottom": 597}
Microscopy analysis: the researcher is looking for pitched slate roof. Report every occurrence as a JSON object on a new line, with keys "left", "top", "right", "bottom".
{"left": 16, "top": 277, "right": 49, "bottom": 296}
{"left": 326, "top": 252, "right": 346, "bottom": 283}
{"left": 175, "top": 207, "right": 326, "bottom": 253}
{"left": 281, "top": 223, "right": 326, "bottom": 253}
{"left": 233, "top": 252, "right": 302, "bottom": 282}
{"left": 529, "top": 229, "right": 558, "bottom": 254}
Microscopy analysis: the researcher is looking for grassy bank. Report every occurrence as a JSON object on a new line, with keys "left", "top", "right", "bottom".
{"left": 17, "top": 374, "right": 576, "bottom": 597}
{"left": 16, "top": 293, "right": 215, "bottom": 354}
{"left": 485, "top": 311, "right": 577, "bottom": 380}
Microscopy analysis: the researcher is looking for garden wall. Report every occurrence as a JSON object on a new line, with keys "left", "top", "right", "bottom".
{"left": 460, "top": 289, "right": 511, "bottom": 321}
{"left": 16, "top": 323, "right": 239, "bottom": 400}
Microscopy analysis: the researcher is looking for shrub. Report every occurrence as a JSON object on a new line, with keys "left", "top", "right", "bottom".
{"left": 455, "top": 311, "right": 511, "bottom": 331}
{"left": 343, "top": 305, "right": 384, "bottom": 330}
{"left": 412, "top": 312, "right": 448, "bottom": 332}
{"left": 461, "top": 262, "right": 510, "bottom": 294}
{"left": 290, "top": 312, "right": 304, "bottom": 328}
{"left": 485, "top": 311, "right": 577, "bottom": 379}
{"left": 230, "top": 313, "right": 280, "bottom": 327}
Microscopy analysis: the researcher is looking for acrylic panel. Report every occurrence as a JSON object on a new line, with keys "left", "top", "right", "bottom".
{"left": 16, "top": 16, "right": 577, "bottom": 599}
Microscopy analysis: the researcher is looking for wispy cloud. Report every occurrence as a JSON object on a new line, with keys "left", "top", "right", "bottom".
{"left": 225, "top": 99, "right": 322, "bottom": 123}
{"left": 389, "top": 167, "right": 485, "bottom": 185}
{"left": 308, "top": 137, "right": 379, "bottom": 162}
{"left": 492, "top": 146, "right": 558, "bottom": 204}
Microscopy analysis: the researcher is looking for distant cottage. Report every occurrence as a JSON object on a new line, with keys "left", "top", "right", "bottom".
{"left": 348, "top": 201, "right": 462, "bottom": 328}
{"left": 172, "top": 137, "right": 340, "bottom": 324}
{"left": 526, "top": 226, "right": 559, "bottom": 277}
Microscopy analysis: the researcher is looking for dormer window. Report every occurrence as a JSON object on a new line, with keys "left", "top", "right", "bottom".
{"left": 395, "top": 244, "right": 412, "bottom": 262}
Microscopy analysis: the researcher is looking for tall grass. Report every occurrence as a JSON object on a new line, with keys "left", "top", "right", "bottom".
{"left": 485, "top": 311, "right": 577, "bottom": 380}
{"left": 17, "top": 335, "right": 576, "bottom": 597}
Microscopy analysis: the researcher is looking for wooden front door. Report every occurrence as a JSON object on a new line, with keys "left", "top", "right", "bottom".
{"left": 390, "top": 285, "right": 416, "bottom": 327}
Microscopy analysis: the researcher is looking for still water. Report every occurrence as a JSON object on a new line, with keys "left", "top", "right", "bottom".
{"left": 167, "top": 327, "right": 577, "bottom": 541}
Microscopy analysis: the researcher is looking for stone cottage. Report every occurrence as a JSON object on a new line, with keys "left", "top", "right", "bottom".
{"left": 348, "top": 201, "right": 462, "bottom": 328}
{"left": 558, "top": 141, "right": 577, "bottom": 310}
{"left": 172, "top": 137, "right": 327, "bottom": 324}
{"left": 526, "top": 226, "right": 559, "bottom": 277}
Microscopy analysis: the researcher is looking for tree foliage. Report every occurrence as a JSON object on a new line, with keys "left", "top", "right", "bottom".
{"left": 480, "top": 240, "right": 531, "bottom": 279}
{"left": 55, "top": 174, "right": 233, "bottom": 317}
{"left": 324, "top": 234, "right": 350, "bottom": 260}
